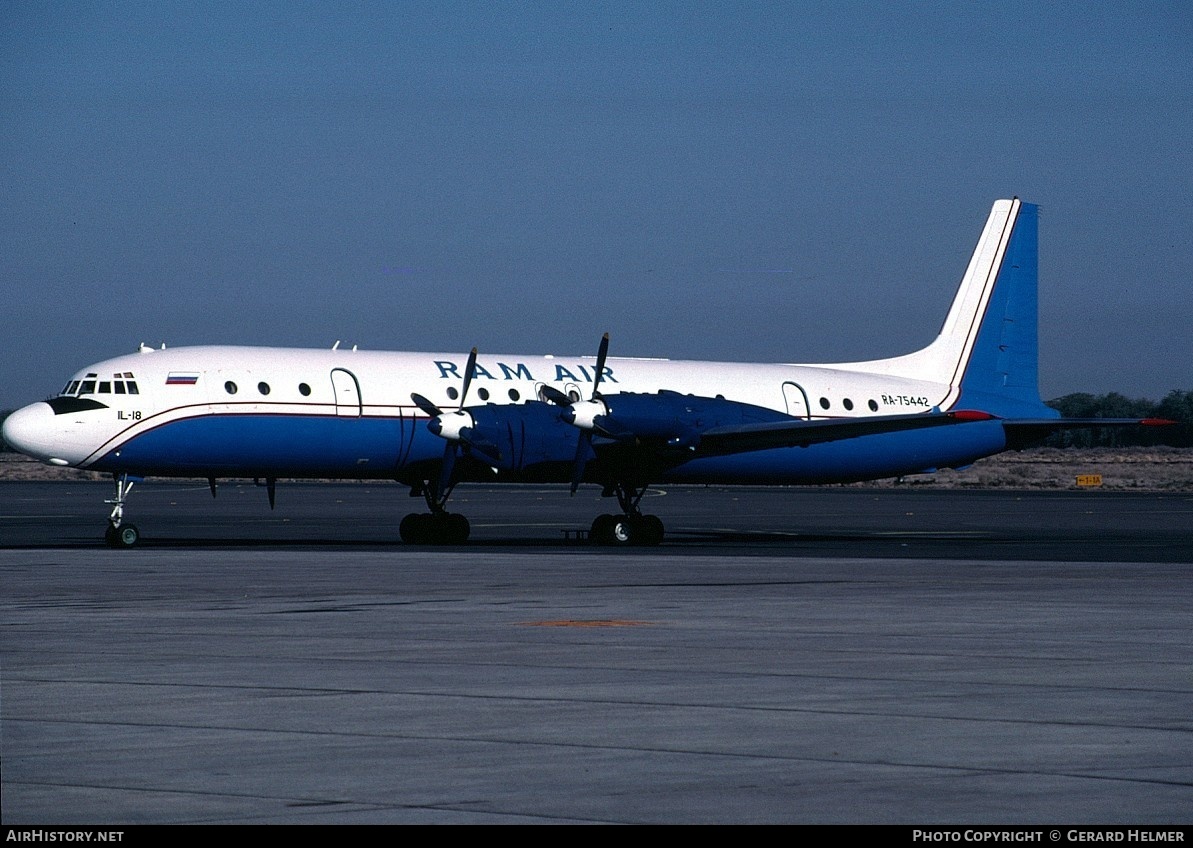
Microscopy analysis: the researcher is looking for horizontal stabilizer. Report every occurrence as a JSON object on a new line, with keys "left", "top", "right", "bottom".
{"left": 1002, "top": 417, "right": 1176, "bottom": 449}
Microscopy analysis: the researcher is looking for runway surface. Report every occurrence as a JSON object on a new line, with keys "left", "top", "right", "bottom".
{"left": 3, "top": 480, "right": 1193, "bottom": 561}
{"left": 2, "top": 483, "right": 1191, "bottom": 823}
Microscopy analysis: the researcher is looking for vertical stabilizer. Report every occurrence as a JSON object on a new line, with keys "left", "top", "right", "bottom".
{"left": 853, "top": 199, "right": 1055, "bottom": 419}
{"left": 951, "top": 201, "right": 1054, "bottom": 417}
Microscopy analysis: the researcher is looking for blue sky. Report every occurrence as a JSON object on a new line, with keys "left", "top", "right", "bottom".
{"left": 3, "top": 1, "right": 1190, "bottom": 409}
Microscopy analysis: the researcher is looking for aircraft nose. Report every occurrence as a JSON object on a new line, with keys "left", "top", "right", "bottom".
{"left": 1, "top": 402, "right": 61, "bottom": 463}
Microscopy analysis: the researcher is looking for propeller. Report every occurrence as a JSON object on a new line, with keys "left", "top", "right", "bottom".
{"left": 410, "top": 347, "right": 497, "bottom": 494}
{"left": 562, "top": 333, "right": 610, "bottom": 493}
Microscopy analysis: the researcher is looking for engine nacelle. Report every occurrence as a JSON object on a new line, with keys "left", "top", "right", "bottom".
{"left": 453, "top": 402, "right": 580, "bottom": 473}
{"left": 572, "top": 391, "right": 793, "bottom": 444}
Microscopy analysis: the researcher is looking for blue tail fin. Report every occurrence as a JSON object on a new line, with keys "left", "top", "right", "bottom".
{"left": 953, "top": 201, "right": 1056, "bottom": 418}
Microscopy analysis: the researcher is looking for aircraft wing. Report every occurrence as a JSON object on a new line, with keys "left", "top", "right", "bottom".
{"left": 688, "top": 410, "right": 997, "bottom": 458}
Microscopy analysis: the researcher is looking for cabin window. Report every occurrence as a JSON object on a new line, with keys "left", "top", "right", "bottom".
{"left": 447, "top": 387, "right": 459, "bottom": 400}
{"left": 477, "top": 388, "right": 490, "bottom": 401}
{"left": 568, "top": 389, "right": 580, "bottom": 402}
{"left": 225, "top": 381, "right": 238, "bottom": 395}
{"left": 868, "top": 399, "right": 878, "bottom": 412}
{"left": 298, "top": 383, "right": 311, "bottom": 397}
{"left": 819, "top": 397, "right": 830, "bottom": 410}
{"left": 258, "top": 382, "right": 270, "bottom": 395}
{"left": 508, "top": 389, "right": 520, "bottom": 401}
{"left": 843, "top": 398, "right": 853, "bottom": 411}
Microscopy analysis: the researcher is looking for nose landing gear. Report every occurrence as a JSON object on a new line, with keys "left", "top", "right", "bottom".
{"left": 104, "top": 473, "right": 141, "bottom": 548}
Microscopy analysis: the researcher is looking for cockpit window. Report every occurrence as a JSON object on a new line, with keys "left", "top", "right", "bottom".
{"left": 62, "top": 372, "right": 138, "bottom": 397}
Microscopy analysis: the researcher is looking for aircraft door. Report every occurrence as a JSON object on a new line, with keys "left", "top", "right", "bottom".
{"left": 331, "top": 368, "right": 362, "bottom": 417}
{"left": 782, "top": 381, "right": 810, "bottom": 419}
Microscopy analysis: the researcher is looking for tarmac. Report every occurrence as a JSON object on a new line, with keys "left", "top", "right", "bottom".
{"left": 2, "top": 483, "right": 1191, "bottom": 823}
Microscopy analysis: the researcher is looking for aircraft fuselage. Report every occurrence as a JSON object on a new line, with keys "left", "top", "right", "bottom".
{"left": 7, "top": 345, "right": 997, "bottom": 486}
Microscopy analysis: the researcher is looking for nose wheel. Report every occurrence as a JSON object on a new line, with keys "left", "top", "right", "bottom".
{"left": 105, "top": 522, "right": 140, "bottom": 548}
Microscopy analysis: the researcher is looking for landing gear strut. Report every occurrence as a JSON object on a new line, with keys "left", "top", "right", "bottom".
{"left": 399, "top": 480, "right": 470, "bottom": 545}
{"left": 103, "top": 473, "right": 140, "bottom": 548}
{"left": 590, "top": 482, "right": 664, "bottom": 546}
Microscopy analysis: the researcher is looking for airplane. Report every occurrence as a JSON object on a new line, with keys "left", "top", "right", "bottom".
{"left": 2, "top": 198, "right": 1171, "bottom": 547}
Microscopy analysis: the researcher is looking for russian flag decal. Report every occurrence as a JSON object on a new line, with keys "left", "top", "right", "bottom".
{"left": 166, "top": 372, "right": 200, "bottom": 385}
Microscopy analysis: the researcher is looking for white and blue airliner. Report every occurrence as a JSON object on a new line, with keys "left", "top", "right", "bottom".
{"left": 2, "top": 199, "right": 1167, "bottom": 546}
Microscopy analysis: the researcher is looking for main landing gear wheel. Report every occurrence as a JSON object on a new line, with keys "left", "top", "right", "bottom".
{"left": 105, "top": 523, "right": 140, "bottom": 548}
{"left": 590, "top": 513, "right": 664, "bottom": 547}
{"left": 400, "top": 512, "right": 470, "bottom": 545}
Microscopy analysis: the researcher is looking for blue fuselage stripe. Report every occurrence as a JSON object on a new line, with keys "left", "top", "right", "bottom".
{"left": 91, "top": 413, "right": 1008, "bottom": 485}
{"left": 93, "top": 414, "right": 411, "bottom": 478}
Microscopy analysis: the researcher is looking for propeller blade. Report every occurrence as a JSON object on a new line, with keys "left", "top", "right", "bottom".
{"left": 539, "top": 385, "right": 571, "bottom": 406}
{"left": 591, "top": 332, "right": 609, "bottom": 397}
{"left": 438, "top": 441, "right": 457, "bottom": 495}
{"left": 459, "top": 347, "right": 478, "bottom": 408}
{"left": 411, "top": 392, "right": 442, "bottom": 418}
{"left": 458, "top": 427, "right": 502, "bottom": 461}
{"left": 570, "top": 432, "right": 594, "bottom": 494}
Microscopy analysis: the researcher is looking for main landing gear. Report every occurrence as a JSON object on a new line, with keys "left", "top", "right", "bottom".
{"left": 103, "top": 473, "right": 140, "bottom": 548}
{"left": 397, "top": 479, "right": 665, "bottom": 546}
{"left": 589, "top": 482, "right": 664, "bottom": 546}
{"left": 399, "top": 480, "right": 470, "bottom": 545}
